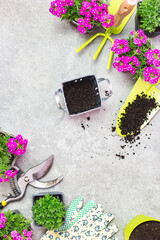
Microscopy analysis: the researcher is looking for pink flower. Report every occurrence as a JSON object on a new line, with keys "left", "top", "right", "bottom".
{"left": 5, "top": 170, "right": 13, "bottom": 177}
{"left": 130, "top": 31, "right": 135, "bottom": 36}
{"left": 153, "top": 59, "right": 160, "bottom": 67}
{"left": 11, "top": 170, "right": 18, "bottom": 178}
{"left": 0, "top": 224, "right": 5, "bottom": 229}
{"left": 93, "top": 15, "right": 99, "bottom": 21}
{"left": 27, "top": 231, "right": 32, "bottom": 237}
{"left": 154, "top": 49, "right": 160, "bottom": 55}
{"left": 85, "top": 11, "right": 91, "bottom": 18}
{"left": 130, "top": 68, "right": 136, "bottom": 75}
{"left": 11, "top": 231, "right": 18, "bottom": 238}
{"left": 88, "top": 23, "right": 93, "bottom": 29}
{"left": 77, "top": 25, "right": 86, "bottom": 34}
{"left": 4, "top": 235, "right": 8, "bottom": 238}
{"left": 16, "top": 135, "right": 23, "bottom": 143}
{"left": 23, "top": 229, "right": 27, "bottom": 237}
{"left": 16, "top": 235, "right": 23, "bottom": 240}
{"left": 111, "top": 39, "right": 129, "bottom": 55}
{"left": 133, "top": 38, "right": 142, "bottom": 47}
{"left": 61, "top": 8, "right": 66, "bottom": 14}
{"left": 80, "top": 7, "right": 86, "bottom": 15}
{"left": 137, "top": 48, "right": 141, "bottom": 54}
{"left": 0, "top": 178, "right": 3, "bottom": 183}
{"left": 77, "top": 18, "right": 84, "bottom": 25}
{"left": 23, "top": 139, "right": 28, "bottom": 148}
{"left": 143, "top": 67, "right": 160, "bottom": 84}
{"left": 68, "top": 0, "right": 74, "bottom": 6}
{"left": 82, "top": 1, "right": 90, "bottom": 9}
{"left": 117, "top": 66, "right": 124, "bottom": 72}
{"left": 3, "top": 178, "right": 10, "bottom": 182}
{"left": 15, "top": 149, "right": 22, "bottom": 156}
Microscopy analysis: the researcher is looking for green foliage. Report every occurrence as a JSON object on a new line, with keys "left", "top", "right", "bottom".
{"left": 60, "top": 0, "right": 106, "bottom": 23}
{"left": 119, "top": 33, "right": 152, "bottom": 80}
{"left": 0, "top": 132, "right": 13, "bottom": 177}
{"left": 137, "top": 0, "right": 160, "bottom": 33}
{"left": 32, "top": 194, "right": 66, "bottom": 230}
{"left": 0, "top": 210, "right": 31, "bottom": 240}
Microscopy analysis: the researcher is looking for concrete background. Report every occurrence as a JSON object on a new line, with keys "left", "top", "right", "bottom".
{"left": 0, "top": 0, "right": 160, "bottom": 239}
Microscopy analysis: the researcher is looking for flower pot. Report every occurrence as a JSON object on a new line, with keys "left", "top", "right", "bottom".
{"left": 55, "top": 75, "right": 112, "bottom": 116}
{"left": 32, "top": 192, "right": 65, "bottom": 227}
{"left": 124, "top": 214, "right": 160, "bottom": 240}
{"left": 135, "top": 2, "right": 160, "bottom": 38}
{"left": 0, "top": 209, "right": 32, "bottom": 240}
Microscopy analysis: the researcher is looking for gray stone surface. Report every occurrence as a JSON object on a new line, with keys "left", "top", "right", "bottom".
{"left": 0, "top": 0, "right": 160, "bottom": 240}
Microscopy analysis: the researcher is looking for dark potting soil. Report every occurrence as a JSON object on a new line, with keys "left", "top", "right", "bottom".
{"left": 63, "top": 78, "right": 99, "bottom": 115}
{"left": 129, "top": 221, "right": 160, "bottom": 240}
{"left": 118, "top": 93, "right": 158, "bottom": 137}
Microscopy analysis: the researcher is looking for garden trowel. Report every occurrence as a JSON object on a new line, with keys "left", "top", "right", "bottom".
{"left": 76, "top": 0, "right": 136, "bottom": 69}
{"left": 116, "top": 77, "right": 160, "bottom": 137}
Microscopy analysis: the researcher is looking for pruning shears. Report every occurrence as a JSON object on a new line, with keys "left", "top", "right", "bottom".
{"left": 0, "top": 155, "right": 63, "bottom": 209}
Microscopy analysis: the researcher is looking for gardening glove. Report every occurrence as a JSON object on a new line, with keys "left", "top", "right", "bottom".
{"left": 59, "top": 204, "right": 118, "bottom": 240}
{"left": 41, "top": 197, "right": 118, "bottom": 240}
{"left": 41, "top": 196, "right": 96, "bottom": 240}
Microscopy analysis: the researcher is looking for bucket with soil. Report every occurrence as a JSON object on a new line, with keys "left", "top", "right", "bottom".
{"left": 55, "top": 75, "right": 112, "bottom": 116}
{"left": 124, "top": 214, "right": 160, "bottom": 240}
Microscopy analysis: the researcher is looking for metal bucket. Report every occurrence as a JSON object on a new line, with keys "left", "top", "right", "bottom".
{"left": 55, "top": 75, "right": 112, "bottom": 116}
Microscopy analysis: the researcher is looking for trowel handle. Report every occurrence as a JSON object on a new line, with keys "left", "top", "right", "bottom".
{"left": 113, "top": 0, "right": 136, "bottom": 28}
{"left": 55, "top": 89, "right": 67, "bottom": 112}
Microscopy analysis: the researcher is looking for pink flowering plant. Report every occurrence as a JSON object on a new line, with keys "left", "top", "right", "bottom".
{"left": 49, "top": 0, "right": 114, "bottom": 34}
{"left": 0, "top": 132, "right": 28, "bottom": 182}
{"left": 111, "top": 29, "right": 160, "bottom": 84}
{"left": 0, "top": 210, "right": 32, "bottom": 240}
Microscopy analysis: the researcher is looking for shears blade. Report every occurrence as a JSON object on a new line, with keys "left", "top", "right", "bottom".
{"left": 29, "top": 175, "right": 63, "bottom": 189}
{"left": 26, "top": 155, "right": 54, "bottom": 181}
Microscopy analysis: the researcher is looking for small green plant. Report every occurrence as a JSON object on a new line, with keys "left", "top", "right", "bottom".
{"left": 137, "top": 0, "right": 160, "bottom": 33}
{"left": 0, "top": 210, "right": 32, "bottom": 240}
{"left": 32, "top": 194, "right": 66, "bottom": 230}
{"left": 0, "top": 132, "right": 13, "bottom": 177}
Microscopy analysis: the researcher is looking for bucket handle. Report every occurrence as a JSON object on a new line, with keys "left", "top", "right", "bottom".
{"left": 55, "top": 89, "right": 67, "bottom": 112}
{"left": 98, "top": 78, "right": 112, "bottom": 102}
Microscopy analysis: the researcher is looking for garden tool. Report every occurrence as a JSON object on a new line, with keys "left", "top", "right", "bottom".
{"left": 124, "top": 215, "right": 160, "bottom": 240}
{"left": 0, "top": 155, "right": 63, "bottom": 209}
{"left": 41, "top": 196, "right": 118, "bottom": 240}
{"left": 76, "top": 0, "right": 136, "bottom": 69}
{"left": 116, "top": 77, "right": 160, "bottom": 137}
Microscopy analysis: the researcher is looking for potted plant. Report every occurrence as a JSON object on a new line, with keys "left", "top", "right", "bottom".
{"left": 0, "top": 210, "right": 32, "bottom": 240}
{"left": 111, "top": 29, "right": 160, "bottom": 84}
{"left": 32, "top": 192, "right": 66, "bottom": 230}
{"left": 135, "top": 0, "right": 160, "bottom": 37}
{"left": 0, "top": 130, "right": 28, "bottom": 183}
{"left": 124, "top": 215, "right": 160, "bottom": 240}
{"left": 49, "top": 0, "right": 114, "bottom": 34}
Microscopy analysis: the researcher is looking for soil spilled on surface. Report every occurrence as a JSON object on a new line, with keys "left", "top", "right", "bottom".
{"left": 129, "top": 221, "right": 160, "bottom": 240}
